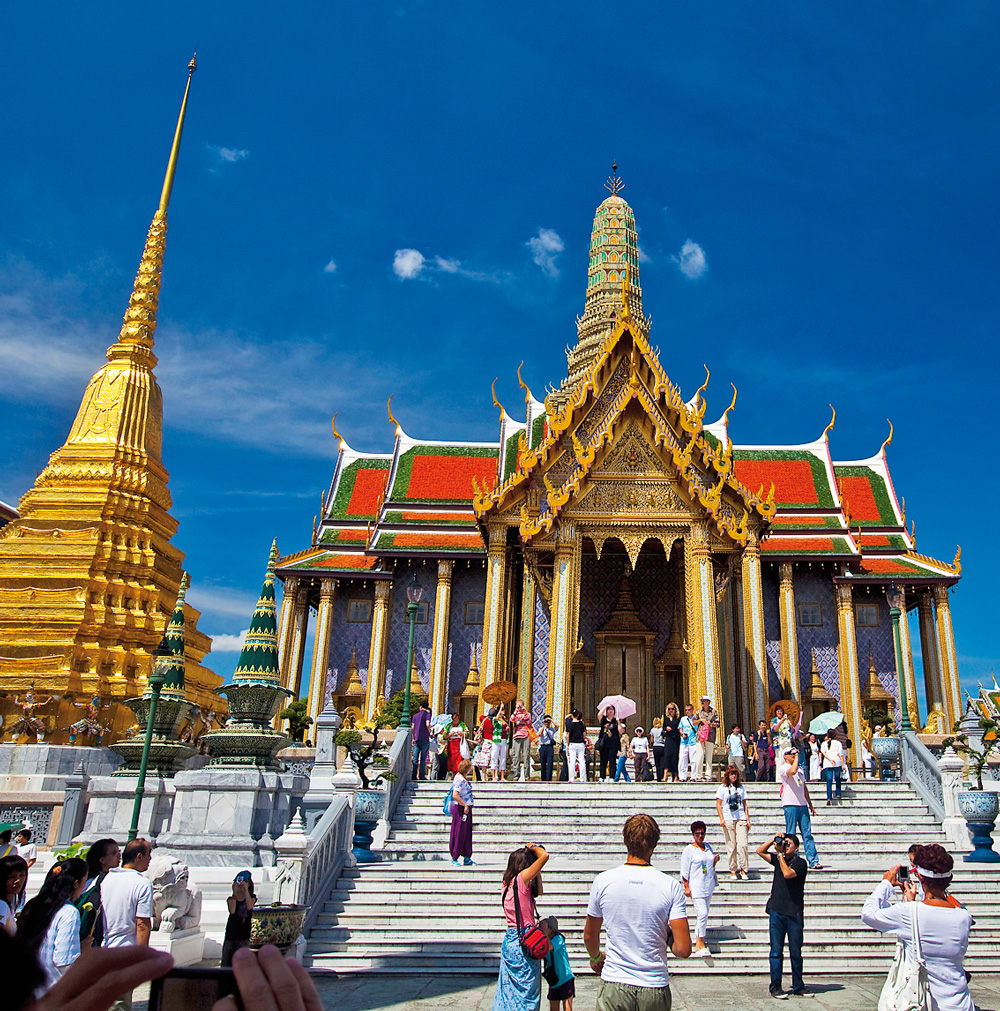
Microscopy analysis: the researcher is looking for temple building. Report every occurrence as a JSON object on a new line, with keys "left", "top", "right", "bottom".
{"left": 276, "top": 170, "right": 964, "bottom": 757}
{"left": 0, "top": 58, "right": 223, "bottom": 743}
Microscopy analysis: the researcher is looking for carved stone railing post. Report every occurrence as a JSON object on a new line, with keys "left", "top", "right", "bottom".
{"left": 939, "top": 746, "right": 972, "bottom": 850}
{"left": 272, "top": 810, "right": 310, "bottom": 907}
{"left": 56, "top": 761, "right": 89, "bottom": 847}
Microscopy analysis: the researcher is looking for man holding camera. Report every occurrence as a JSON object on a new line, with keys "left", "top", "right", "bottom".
{"left": 756, "top": 833, "right": 810, "bottom": 999}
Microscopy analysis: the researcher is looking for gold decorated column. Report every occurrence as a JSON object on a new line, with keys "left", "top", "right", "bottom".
{"left": 277, "top": 576, "right": 299, "bottom": 689}
{"left": 933, "top": 586, "right": 961, "bottom": 732}
{"left": 897, "top": 600, "right": 921, "bottom": 729}
{"left": 834, "top": 583, "right": 864, "bottom": 766}
{"left": 478, "top": 524, "right": 509, "bottom": 705}
{"left": 918, "top": 591, "right": 945, "bottom": 729}
{"left": 428, "top": 560, "right": 454, "bottom": 715}
{"left": 740, "top": 528, "right": 769, "bottom": 726}
{"left": 545, "top": 524, "right": 577, "bottom": 725}
{"left": 365, "top": 581, "right": 393, "bottom": 720}
{"left": 288, "top": 586, "right": 310, "bottom": 699}
{"left": 306, "top": 579, "right": 337, "bottom": 724}
{"left": 733, "top": 572, "right": 752, "bottom": 729}
{"left": 690, "top": 520, "right": 723, "bottom": 720}
{"left": 778, "top": 562, "right": 801, "bottom": 704}
{"left": 518, "top": 566, "right": 536, "bottom": 704}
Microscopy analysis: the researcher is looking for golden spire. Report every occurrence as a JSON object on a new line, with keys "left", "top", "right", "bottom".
{"left": 159, "top": 55, "right": 198, "bottom": 213}
{"left": 114, "top": 55, "right": 197, "bottom": 353}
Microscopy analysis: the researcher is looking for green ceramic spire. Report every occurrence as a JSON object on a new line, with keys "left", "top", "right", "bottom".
{"left": 146, "top": 571, "right": 188, "bottom": 696}
{"left": 232, "top": 540, "right": 281, "bottom": 685}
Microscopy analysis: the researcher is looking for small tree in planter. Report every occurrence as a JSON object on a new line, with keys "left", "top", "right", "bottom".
{"left": 943, "top": 714, "right": 1000, "bottom": 791}
{"left": 278, "top": 698, "right": 313, "bottom": 743}
{"left": 333, "top": 691, "right": 404, "bottom": 789}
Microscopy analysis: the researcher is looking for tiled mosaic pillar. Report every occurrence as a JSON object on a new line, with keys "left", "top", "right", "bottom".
{"left": 479, "top": 524, "right": 508, "bottom": 707}
{"left": 428, "top": 560, "right": 453, "bottom": 715}
{"left": 546, "top": 524, "right": 576, "bottom": 725}
{"left": 740, "top": 532, "right": 768, "bottom": 727}
{"left": 834, "top": 584, "right": 864, "bottom": 766}
{"left": 277, "top": 576, "right": 298, "bottom": 690}
{"left": 307, "top": 579, "right": 337, "bottom": 725}
{"left": 933, "top": 587, "right": 961, "bottom": 733}
{"left": 897, "top": 602, "right": 921, "bottom": 729}
{"left": 288, "top": 586, "right": 310, "bottom": 699}
{"left": 690, "top": 520, "right": 723, "bottom": 720}
{"left": 918, "top": 591, "right": 945, "bottom": 731}
{"left": 778, "top": 563, "right": 801, "bottom": 704}
{"left": 518, "top": 567, "right": 536, "bottom": 706}
{"left": 365, "top": 581, "right": 392, "bottom": 720}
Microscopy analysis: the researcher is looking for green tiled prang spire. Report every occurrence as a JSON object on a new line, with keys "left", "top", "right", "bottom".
{"left": 233, "top": 539, "right": 281, "bottom": 685}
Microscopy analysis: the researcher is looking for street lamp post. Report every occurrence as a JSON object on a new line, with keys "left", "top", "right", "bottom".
{"left": 399, "top": 573, "right": 424, "bottom": 731}
{"left": 127, "top": 640, "right": 171, "bottom": 842}
{"left": 887, "top": 585, "right": 914, "bottom": 733}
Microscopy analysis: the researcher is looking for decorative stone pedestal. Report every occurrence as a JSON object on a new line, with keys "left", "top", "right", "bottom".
{"left": 75, "top": 775, "right": 175, "bottom": 845}
{"left": 150, "top": 926, "right": 206, "bottom": 966}
{"left": 156, "top": 768, "right": 308, "bottom": 866}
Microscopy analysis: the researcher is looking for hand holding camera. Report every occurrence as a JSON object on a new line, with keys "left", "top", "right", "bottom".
{"left": 773, "top": 834, "right": 787, "bottom": 854}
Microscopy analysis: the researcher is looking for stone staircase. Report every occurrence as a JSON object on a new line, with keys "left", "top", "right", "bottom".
{"left": 305, "top": 779, "right": 1000, "bottom": 974}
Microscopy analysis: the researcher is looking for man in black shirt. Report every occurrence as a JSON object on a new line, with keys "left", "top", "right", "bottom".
{"left": 756, "top": 833, "right": 809, "bottom": 999}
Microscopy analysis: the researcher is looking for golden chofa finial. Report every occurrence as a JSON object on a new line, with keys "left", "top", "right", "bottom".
{"left": 331, "top": 413, "right": 343, "bottom": 447}
{"left": 387, "top": 395, "right": 400, "bottom": 434}
{"left": 823, "top": 404, "right": 836, "bottom": 439}
{"left": 491, "top": 378, "right": 505, "bottom": 420}
{"left": 517, "top": 360, "right": 532, "bottom": 404}
{"left": 159, "top": 54, "right": 198, "bottom": 214}
{"left": 604, "top": 162, "right": 624, "bottom": 197}
{"left": 723, "top": 383, "right": 738, "bottom": 423}
{"left": 694, "top": 364, "right": 710, "bottom": 407}
{"left": 880, "top": 419, "right": 894, "bottom": 455}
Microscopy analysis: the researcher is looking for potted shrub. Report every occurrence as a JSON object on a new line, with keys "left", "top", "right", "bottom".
{"left": 943, "top": 711, "right": 1000, "bottom": 863}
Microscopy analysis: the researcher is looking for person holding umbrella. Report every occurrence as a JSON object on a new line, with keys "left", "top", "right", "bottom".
{"left": 597, "top": 695, "right": 635, "bottom": 782}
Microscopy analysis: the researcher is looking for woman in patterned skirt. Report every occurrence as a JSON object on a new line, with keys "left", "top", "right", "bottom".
{"left": 493, "top": 843, "right": 549, "bottom": 1011}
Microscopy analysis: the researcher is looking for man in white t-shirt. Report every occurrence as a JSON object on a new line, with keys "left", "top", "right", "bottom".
{"left": 585, "top": 814, "right": 691, "bottom": 1011}
{"left": 778, "top": 748, "right": 822, "bottom": 870}
{"left": 100, "top": 838, "right": 154, "bottom": 1011}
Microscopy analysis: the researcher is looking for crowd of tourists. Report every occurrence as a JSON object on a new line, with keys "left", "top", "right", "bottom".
{"left": 411, "top": 697, "right": 857, "bottom": 798}
{"left": 0, "top": 832, "right": 322, "bottom": 1011}
{"left": 487, "top": 814, "right": 974, "bottom": 1011}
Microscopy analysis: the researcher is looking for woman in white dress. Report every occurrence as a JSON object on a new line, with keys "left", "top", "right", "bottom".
{"left": 861, "top": 843, "right": 973, "bottom": 1011}
{"left": 807, "top": 734, "right": 822, "bottom": 782}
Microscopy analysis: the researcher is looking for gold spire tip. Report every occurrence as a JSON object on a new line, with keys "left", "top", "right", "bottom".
{"left": 158, "top": 54, "right": 198, "bottom": 214}
{"left": 604, "top": 162, "right": 624, "bottom": 197}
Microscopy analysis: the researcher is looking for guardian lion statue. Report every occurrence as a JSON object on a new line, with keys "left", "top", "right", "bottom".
{"left": 146, "top": 853, "right": 203, "bottom": 933}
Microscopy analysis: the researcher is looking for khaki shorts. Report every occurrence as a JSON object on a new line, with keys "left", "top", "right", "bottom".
{"left": 596, "top": 979, "right": 672, "bottom": 1011}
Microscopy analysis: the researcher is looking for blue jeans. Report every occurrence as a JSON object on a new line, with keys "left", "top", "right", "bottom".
{"left": 824, "top": 766, "right": 842, "bottom": 801}
{"left": 769, "top": 910, "right": 804, "bottom": 992}
{"left": 411, "top": 740, "right": 430, "bottom": 780}
{"left": 783, "top": 806, "right": 819, "bottom": 866}
{"left": 614, "top": 755, "right": 631, "bottom": 782}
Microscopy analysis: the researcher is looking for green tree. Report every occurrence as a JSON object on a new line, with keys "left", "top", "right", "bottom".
{"left": 278, "top": 698, "right": 313, "bottom": 743}
{"left": 378, "top": 688, "right": 407, "bottom": 730}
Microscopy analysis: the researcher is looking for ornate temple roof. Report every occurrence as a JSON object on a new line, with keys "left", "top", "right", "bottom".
{"left": 278, "top": 175, "right": 960, "bottom": 589}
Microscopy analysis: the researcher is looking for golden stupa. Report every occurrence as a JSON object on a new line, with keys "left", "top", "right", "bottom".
{"left": 0, "top": 57, "right": 223, "bottom": 744}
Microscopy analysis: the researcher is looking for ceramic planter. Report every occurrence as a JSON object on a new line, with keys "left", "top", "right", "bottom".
{"left": 353, "top": 788, "right": 388, "bottom": 863}
{"left": 250, "top": 904, "right": 307, "bottom": 952}
{"left": 958, "top": 790, "right": 1000, "bottom": 863}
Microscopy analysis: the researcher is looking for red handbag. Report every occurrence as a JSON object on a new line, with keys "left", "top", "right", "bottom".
{"left": 505, "top": 878, "right": 551, "bottom": 960}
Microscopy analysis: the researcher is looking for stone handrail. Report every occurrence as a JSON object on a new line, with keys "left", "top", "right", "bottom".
{"left": 900, "top": 731, "right": 945, "bottom": 822}
{"left": 384, "top": 726, "right": 412, "bottom": 823}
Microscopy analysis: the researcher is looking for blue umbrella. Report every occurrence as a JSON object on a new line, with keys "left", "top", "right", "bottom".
{"left": 808, "top": 711, "right": 843, "bottom": 735}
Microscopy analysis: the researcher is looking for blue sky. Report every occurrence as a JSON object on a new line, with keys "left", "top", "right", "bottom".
{"left": 2, "top": 3, "right": 998, "bottom": 700}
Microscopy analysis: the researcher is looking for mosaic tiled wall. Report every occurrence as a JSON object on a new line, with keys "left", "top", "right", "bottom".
{"left": 791, "top": 570, "right": 841, "bottom": 702}
{"left": 578, "top": 542, "right": 675, "bottom": 658}
{"left": 853, "top": 589, "right": 900, "bottom": 725}
{"left": 323, "top": 579, "right": 375, "bottom": 707}
{"left": 385, "top": 562, "right": 436, "bottom": 697}
{"left": 444, "top": 563, "right": 487, "bottom": 704}
{"left": 532, "top": 594, "right": 550, "bottom": 722}
{"left": 762, "top": 568, "right": 783, "bottom": 700}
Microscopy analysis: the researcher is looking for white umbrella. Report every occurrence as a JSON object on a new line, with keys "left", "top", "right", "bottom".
{"left": 596, "top": 695, "right": 637, "bottom": 720}
{"left": 808, "top": 711, "right": 844, "bottom": 735}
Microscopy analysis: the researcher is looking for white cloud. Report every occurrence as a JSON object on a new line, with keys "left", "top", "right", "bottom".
{"left": 526, "top": 228, "right": 564, "bottom": 277}
{"left": 209, "top": 145, "right": 249, "bottom": 163}
{"left": 393, "top": 248, "right": 426, "bottom": 279}
{"left": 434, "top": 256, "right": 461, "bottom": 273}
{"left": 673, "top": 240, "right": 708, "bottom": 281}
{"left": 637, "top": 246, "right": 652, "bottom": 264}
{"left": 323, "top": 259, "right": 337, "bottom": 274}
{"left": 208, "top": 629, "right": 249, "bottom": 652}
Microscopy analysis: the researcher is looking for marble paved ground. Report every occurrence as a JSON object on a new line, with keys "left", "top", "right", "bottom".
{"left": 133, "top": 971, "right": 1000, "bottom": 1011}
